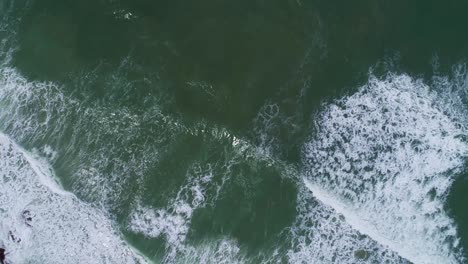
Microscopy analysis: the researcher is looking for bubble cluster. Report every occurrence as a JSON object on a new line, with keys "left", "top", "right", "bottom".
{"left": 0, "top": 133, "right": 147, "bottom": 263}
{"left": 302, "top": 73, "right": 467, "bottom": 263}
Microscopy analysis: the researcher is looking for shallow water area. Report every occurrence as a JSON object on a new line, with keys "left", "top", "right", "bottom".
{"left": 0, "top": 133, "right": 147, "bottom": 263}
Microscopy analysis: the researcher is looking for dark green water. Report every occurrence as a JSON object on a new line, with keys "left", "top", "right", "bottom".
{"left": 0, "top": 0, "right": 467, "bottom": 263}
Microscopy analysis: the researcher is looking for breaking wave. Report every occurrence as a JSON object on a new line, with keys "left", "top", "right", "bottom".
{"left": 0, "top": 133, "right": 147, "bottom": 263}
{"left": 301, "top": 73, "right": 468, "bottom": 263}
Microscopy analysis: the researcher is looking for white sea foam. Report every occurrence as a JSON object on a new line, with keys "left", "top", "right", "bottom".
{"left": 0, "top": 65, "right": 72, "bottom": 143}
{"left": 0, "top": 58, "right": 255, "bottom": 263}
{"left": 3, "top": 6, "right": 467, "bottom": 262}
{"left": 0, "top": 60, "right": 170, "bottom": 208}
{"left": 288, "top": 184, "right": 406, "bottom": 264}
{"left": 176, "top": 238, "right": 245, "bottom": 264}
{"left": 302, "top": 73, "right": 468, "bottom": 263}
{"left": 129, "top": 164, "right": 216, "bottom": 262}
{"left": 253, "top": 102, "right": 282, "bottom": 156}
{"left": 0, "top": 133, "right": 147, "bottom": 264}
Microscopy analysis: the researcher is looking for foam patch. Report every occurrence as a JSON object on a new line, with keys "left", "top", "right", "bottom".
{"left": 302, "top": 73, "right": 467, "bottom": 263}
{"left": 0, "top": 133, "right": 147, "bottom": 263}
{"left": 129, "top": 164, "right": 217, "bottom": 262}
{"left": 288, "top": 185, "right": 406, "bottom": 263}
{"left": 177, "top": 238, "right": 245, "bottom": 264}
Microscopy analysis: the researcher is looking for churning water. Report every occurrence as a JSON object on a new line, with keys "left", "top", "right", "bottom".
{"left": 1, "top": 0, "right": 468, "bottom": 263}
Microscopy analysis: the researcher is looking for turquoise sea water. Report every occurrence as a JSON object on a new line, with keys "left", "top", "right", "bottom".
{"left": 0, "top": 0, "right": 467, "bottom": 263}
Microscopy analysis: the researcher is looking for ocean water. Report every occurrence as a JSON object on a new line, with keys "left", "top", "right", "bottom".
{"left": 0, "top": 0, "right": 467, "bottom": 263}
